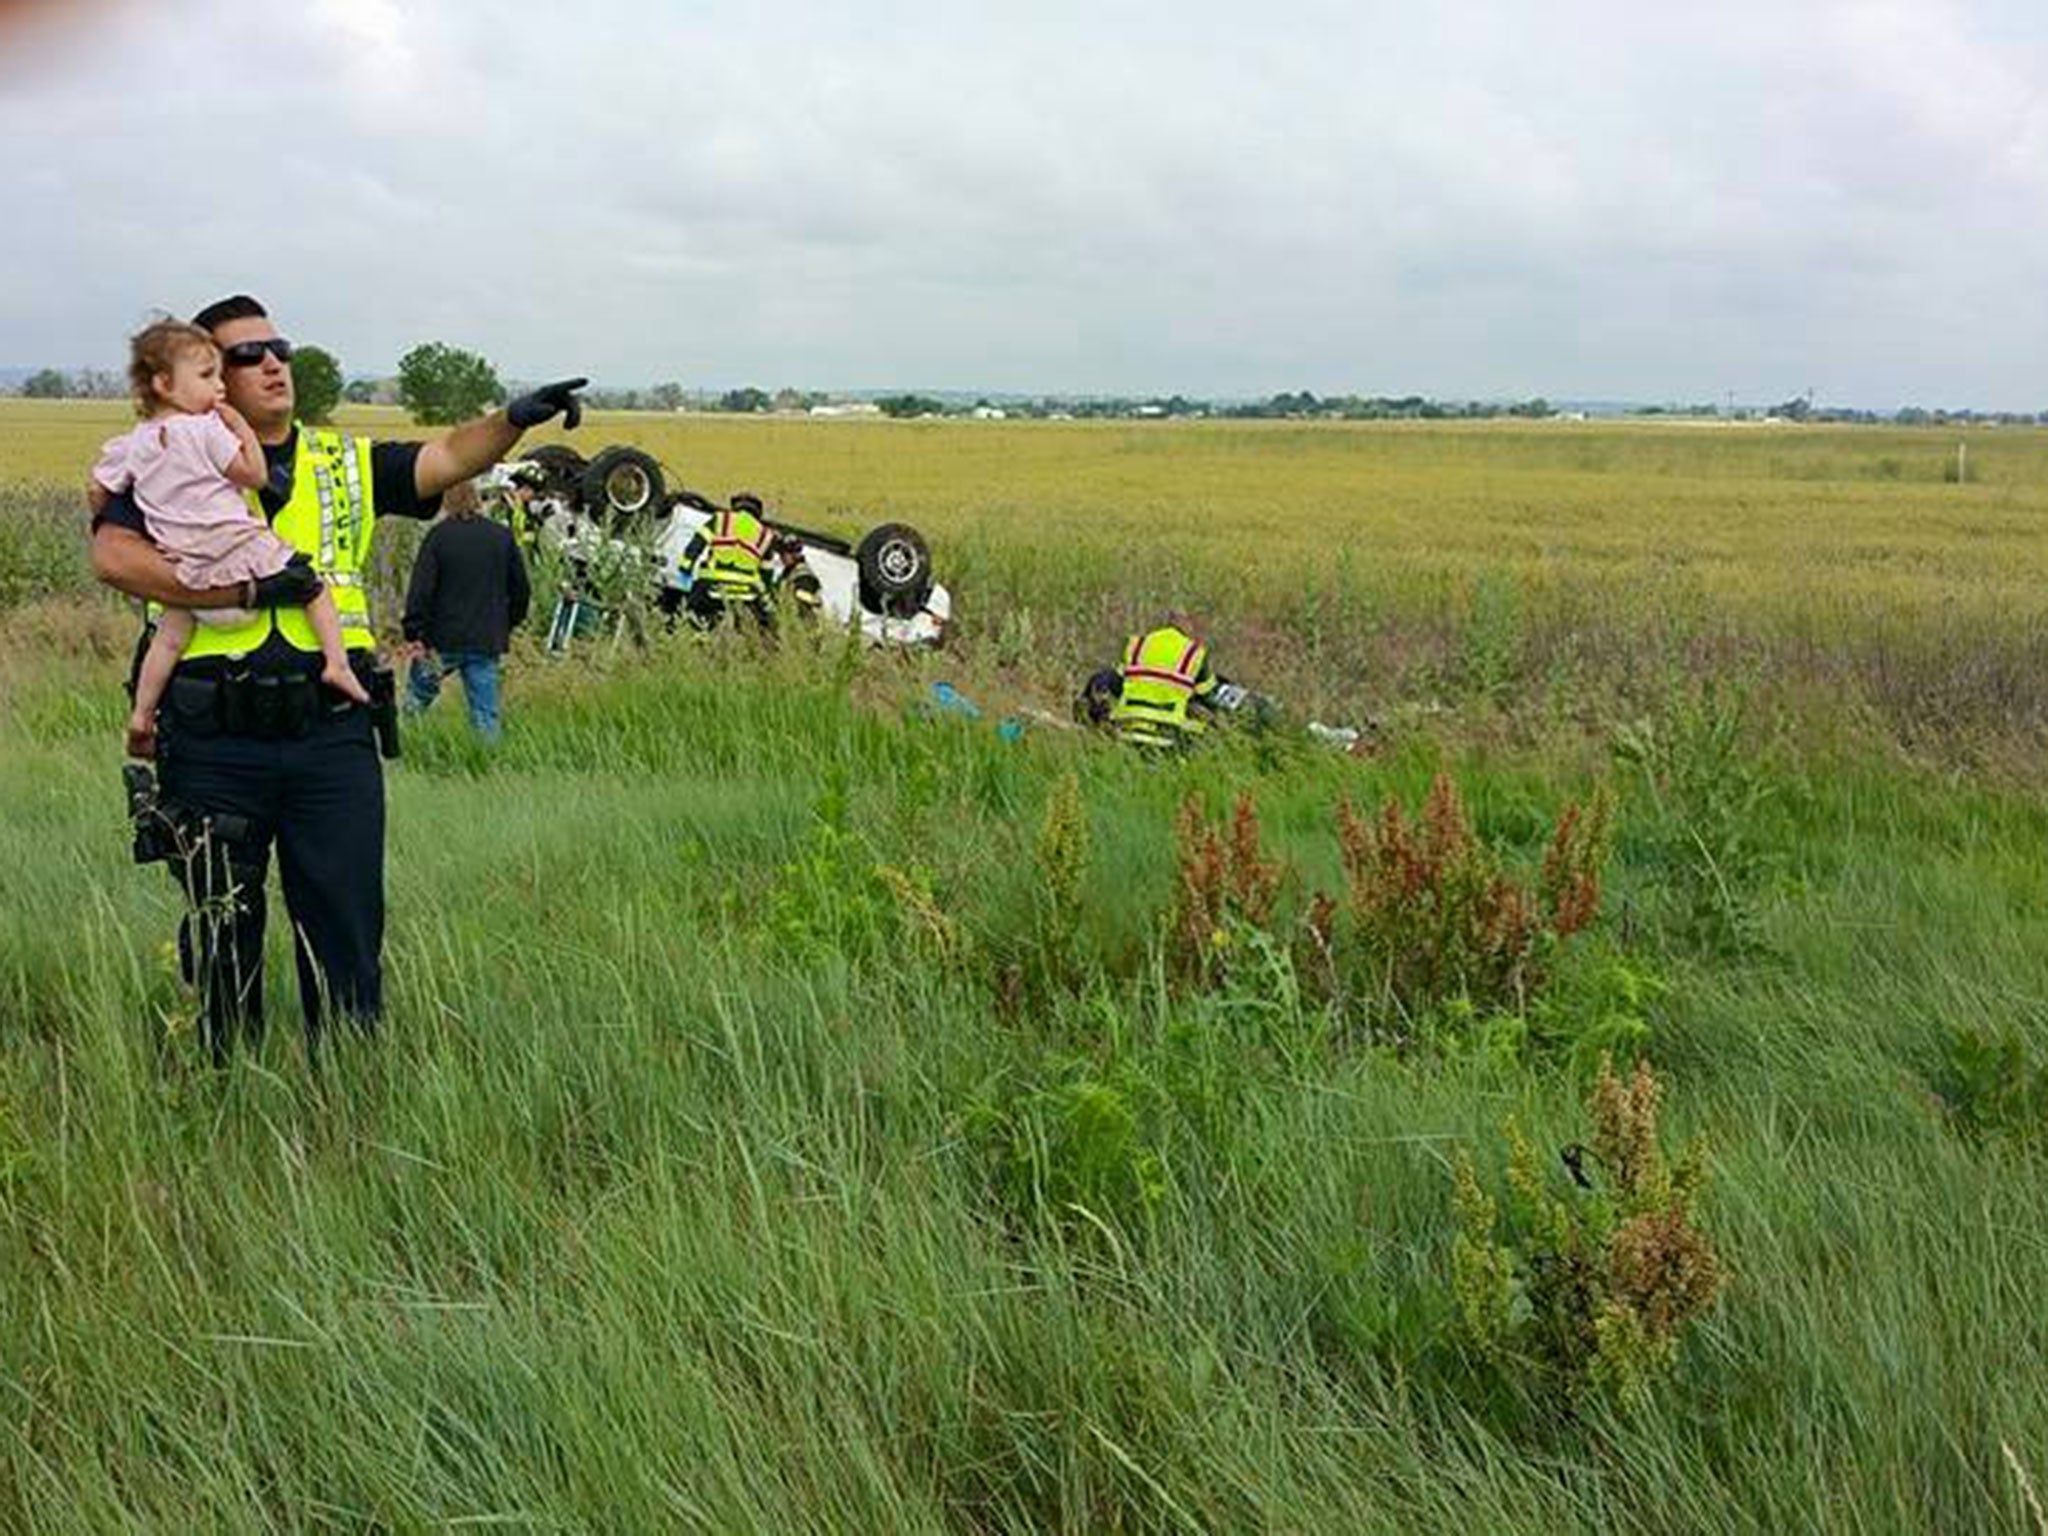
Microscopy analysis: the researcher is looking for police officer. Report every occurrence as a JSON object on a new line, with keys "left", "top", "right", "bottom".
{"left": 1082, "top": 620, "right": 1221, "bottom": 749}
{"left": 90, "top": 293, "right": 586, "bottom": 1060}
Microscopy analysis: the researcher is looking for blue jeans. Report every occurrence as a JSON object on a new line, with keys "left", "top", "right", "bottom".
{"left": 407, "top": 650, "right": 502, "bottom": 741}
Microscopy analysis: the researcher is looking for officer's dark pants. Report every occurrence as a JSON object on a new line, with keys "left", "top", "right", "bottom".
{"left": 159, "top": 701, "right": 384, "bottom": 1061}
{"left": 684, "top": 585, "right": 775, "bottom": 634}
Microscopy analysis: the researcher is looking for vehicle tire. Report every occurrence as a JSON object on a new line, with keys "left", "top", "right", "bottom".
{"left": 855, "top": 522, "right": 934, "bottom": 617}
{"left": 520, "top": 443, "right": 586, "bottom": 494}
{"left": 581, "top": 446, "right": 666, "bottom": 528}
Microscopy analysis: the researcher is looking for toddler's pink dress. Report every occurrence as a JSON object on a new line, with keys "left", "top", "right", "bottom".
{"left": 93, "top": 413, "right": 292, "bottom": 626}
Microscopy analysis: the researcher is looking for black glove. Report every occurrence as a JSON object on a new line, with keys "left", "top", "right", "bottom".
{"left": 507, "top": 377, "right": 589, "bottom": 431}
{"left": 250, "top": 553, "right": 322, "bottom": 608}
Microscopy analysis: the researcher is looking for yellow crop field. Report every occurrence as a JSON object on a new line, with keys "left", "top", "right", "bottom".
{"left": 9, "top": 398, "right": 2046, "bottom": 762}
{"left": 8, "top": 399, "right": 2047, "bottom": 622}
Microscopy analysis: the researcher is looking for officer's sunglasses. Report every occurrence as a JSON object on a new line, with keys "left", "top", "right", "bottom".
{"left": 221, "top": 337, "right": 295, "bottom": 368}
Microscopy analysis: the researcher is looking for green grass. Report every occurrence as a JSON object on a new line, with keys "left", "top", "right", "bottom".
{"left": 4, "top": 415, "right": 2048, "bottom": 1529}
{"left": 2, "top": 633, "right": 2047, "bottom": 1531}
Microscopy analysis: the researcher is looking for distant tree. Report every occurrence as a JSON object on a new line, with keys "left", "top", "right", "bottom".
{"left": 342, "top": 378, "right": 377, "bottom": 404}
{"left": 396, "top": 342, "right": 504, "bottom": 426}
{"left": 73, "top": 368, "right": 122, "bottom": 400}
{"left": 291, "top": 345, "right": 344, "bottom": 424}
{"left": 719, "top": 386, "right": 770, "bottom": 413}
{"left": 649, "top": 381, "right": 685, "bottom": 412}
{"left": 22, "top": 368, "right": 68, "bottom": 399}
{"left": 876, "top": 394, "right": 946, "bottom": 419}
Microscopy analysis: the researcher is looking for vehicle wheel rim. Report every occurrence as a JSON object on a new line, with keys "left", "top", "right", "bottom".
{"left": 607, "top": 466, "right": 650, "bottom": 512}
{"left": 878, "top": 541, "right": 919, "bottom": 583}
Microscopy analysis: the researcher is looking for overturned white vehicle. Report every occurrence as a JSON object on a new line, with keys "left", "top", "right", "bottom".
{"left": 482, "top": 444, "right": 951, "bottom": 648}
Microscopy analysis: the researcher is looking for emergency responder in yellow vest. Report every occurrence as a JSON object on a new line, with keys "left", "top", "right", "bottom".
{"left": 1080, "top": 622, "right": 1221, "bottom": 748}
{"left": 498, "top": 471, "right": 539, "bottom": 551}
{"left": 90, "top": 292, "right": 586, "bottom": 1062}
{"left": 677, "top": 490, "right": 785, "bottom": 630}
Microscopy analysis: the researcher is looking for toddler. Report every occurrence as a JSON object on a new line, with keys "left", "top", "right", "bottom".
{"left": 92, "top": 319, "right": 368, "bottom": 756}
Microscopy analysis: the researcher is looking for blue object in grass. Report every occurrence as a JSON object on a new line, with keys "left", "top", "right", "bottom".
{"left": 929, "top": 681, "right": 982, "bottom": 719}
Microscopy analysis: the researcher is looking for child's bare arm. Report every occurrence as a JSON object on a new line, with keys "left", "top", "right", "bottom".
{"left": 87, "top": 479, "right": 110, "bottom": 517}
{"left": 215, "top": 404, "right": 269, "bottom": 491}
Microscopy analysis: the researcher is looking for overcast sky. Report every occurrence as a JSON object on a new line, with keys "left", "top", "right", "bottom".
{"left": 1, "top": 0, "right": 2044, "bottom": 406}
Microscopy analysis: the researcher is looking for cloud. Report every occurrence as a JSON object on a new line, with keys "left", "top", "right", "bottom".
{"left": 1, "top": 0, "right": 2045, "bottom": 404}
{"left": 308, "top": 0, "right": 420, "bottom": 113}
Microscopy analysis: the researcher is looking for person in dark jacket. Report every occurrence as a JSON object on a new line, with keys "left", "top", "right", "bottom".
{"left": 400, "top": 480, "right": 530, "bottom": 741}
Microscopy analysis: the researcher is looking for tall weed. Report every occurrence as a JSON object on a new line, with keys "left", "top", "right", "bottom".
{"left": 1319, "top": 774, "right": 1612, "bottom": 1030}
{"left": 1167, "top": 792, "right": 1286, "bottom": 990}
{"left": 1033, "top": 770, "right": 1092, "bottom": 986}
{"left": 1935, "top": 1020, "right": 2048, "bottom": 1147}
{"left": 765, "top": 777, "right": 898, "bottom": 962}
{"left": 0, "top": 484, "right": 93, "bottom": 610}
{"left": 1611, "top": 680, "right": 1784, "bottom": 956}
{"left": 1451, "top": 1058, "right": 1721, "bottom": 1411}
{"left": 963, "top": 1054, "right": 1170, "bottom": 1234}
{"left": 1458, "top": 569, "right": 1525, "bottom": 703}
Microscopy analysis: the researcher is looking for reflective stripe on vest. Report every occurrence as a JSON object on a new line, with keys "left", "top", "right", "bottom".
{"left": 1112, "top": 627, "right": 1208, "bottom": 739}
{"left": 180, "top": 426, "right": 378, "bottom": 660}
{"left": 694, "top": 509, "right": 771, "bottom": 597}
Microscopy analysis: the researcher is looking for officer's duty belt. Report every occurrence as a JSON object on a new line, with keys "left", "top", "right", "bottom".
{"left": 166, "top": 671, "right": 354, "bottom": 740}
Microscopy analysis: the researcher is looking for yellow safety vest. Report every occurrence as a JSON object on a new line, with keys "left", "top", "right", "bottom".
{"left": 500, "top": 492, "right": 531, "bottom": 550}
{"left": 691, "top": 508, "right": 773, "bottom": 602}
{"left": 180, "top": 426, "right": 378, "bottom": 660}
{"left": 1111, "top": 626, "right": 1214, "bottom": 746}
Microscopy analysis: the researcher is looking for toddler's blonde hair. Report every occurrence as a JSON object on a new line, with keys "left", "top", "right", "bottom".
{"left": 127, "top": 318, "right": 218, "bottom": 418}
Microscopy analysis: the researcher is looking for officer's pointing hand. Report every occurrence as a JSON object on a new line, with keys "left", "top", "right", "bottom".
{"left": 507, "top": 378, "right": 589, "bottom": 432}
